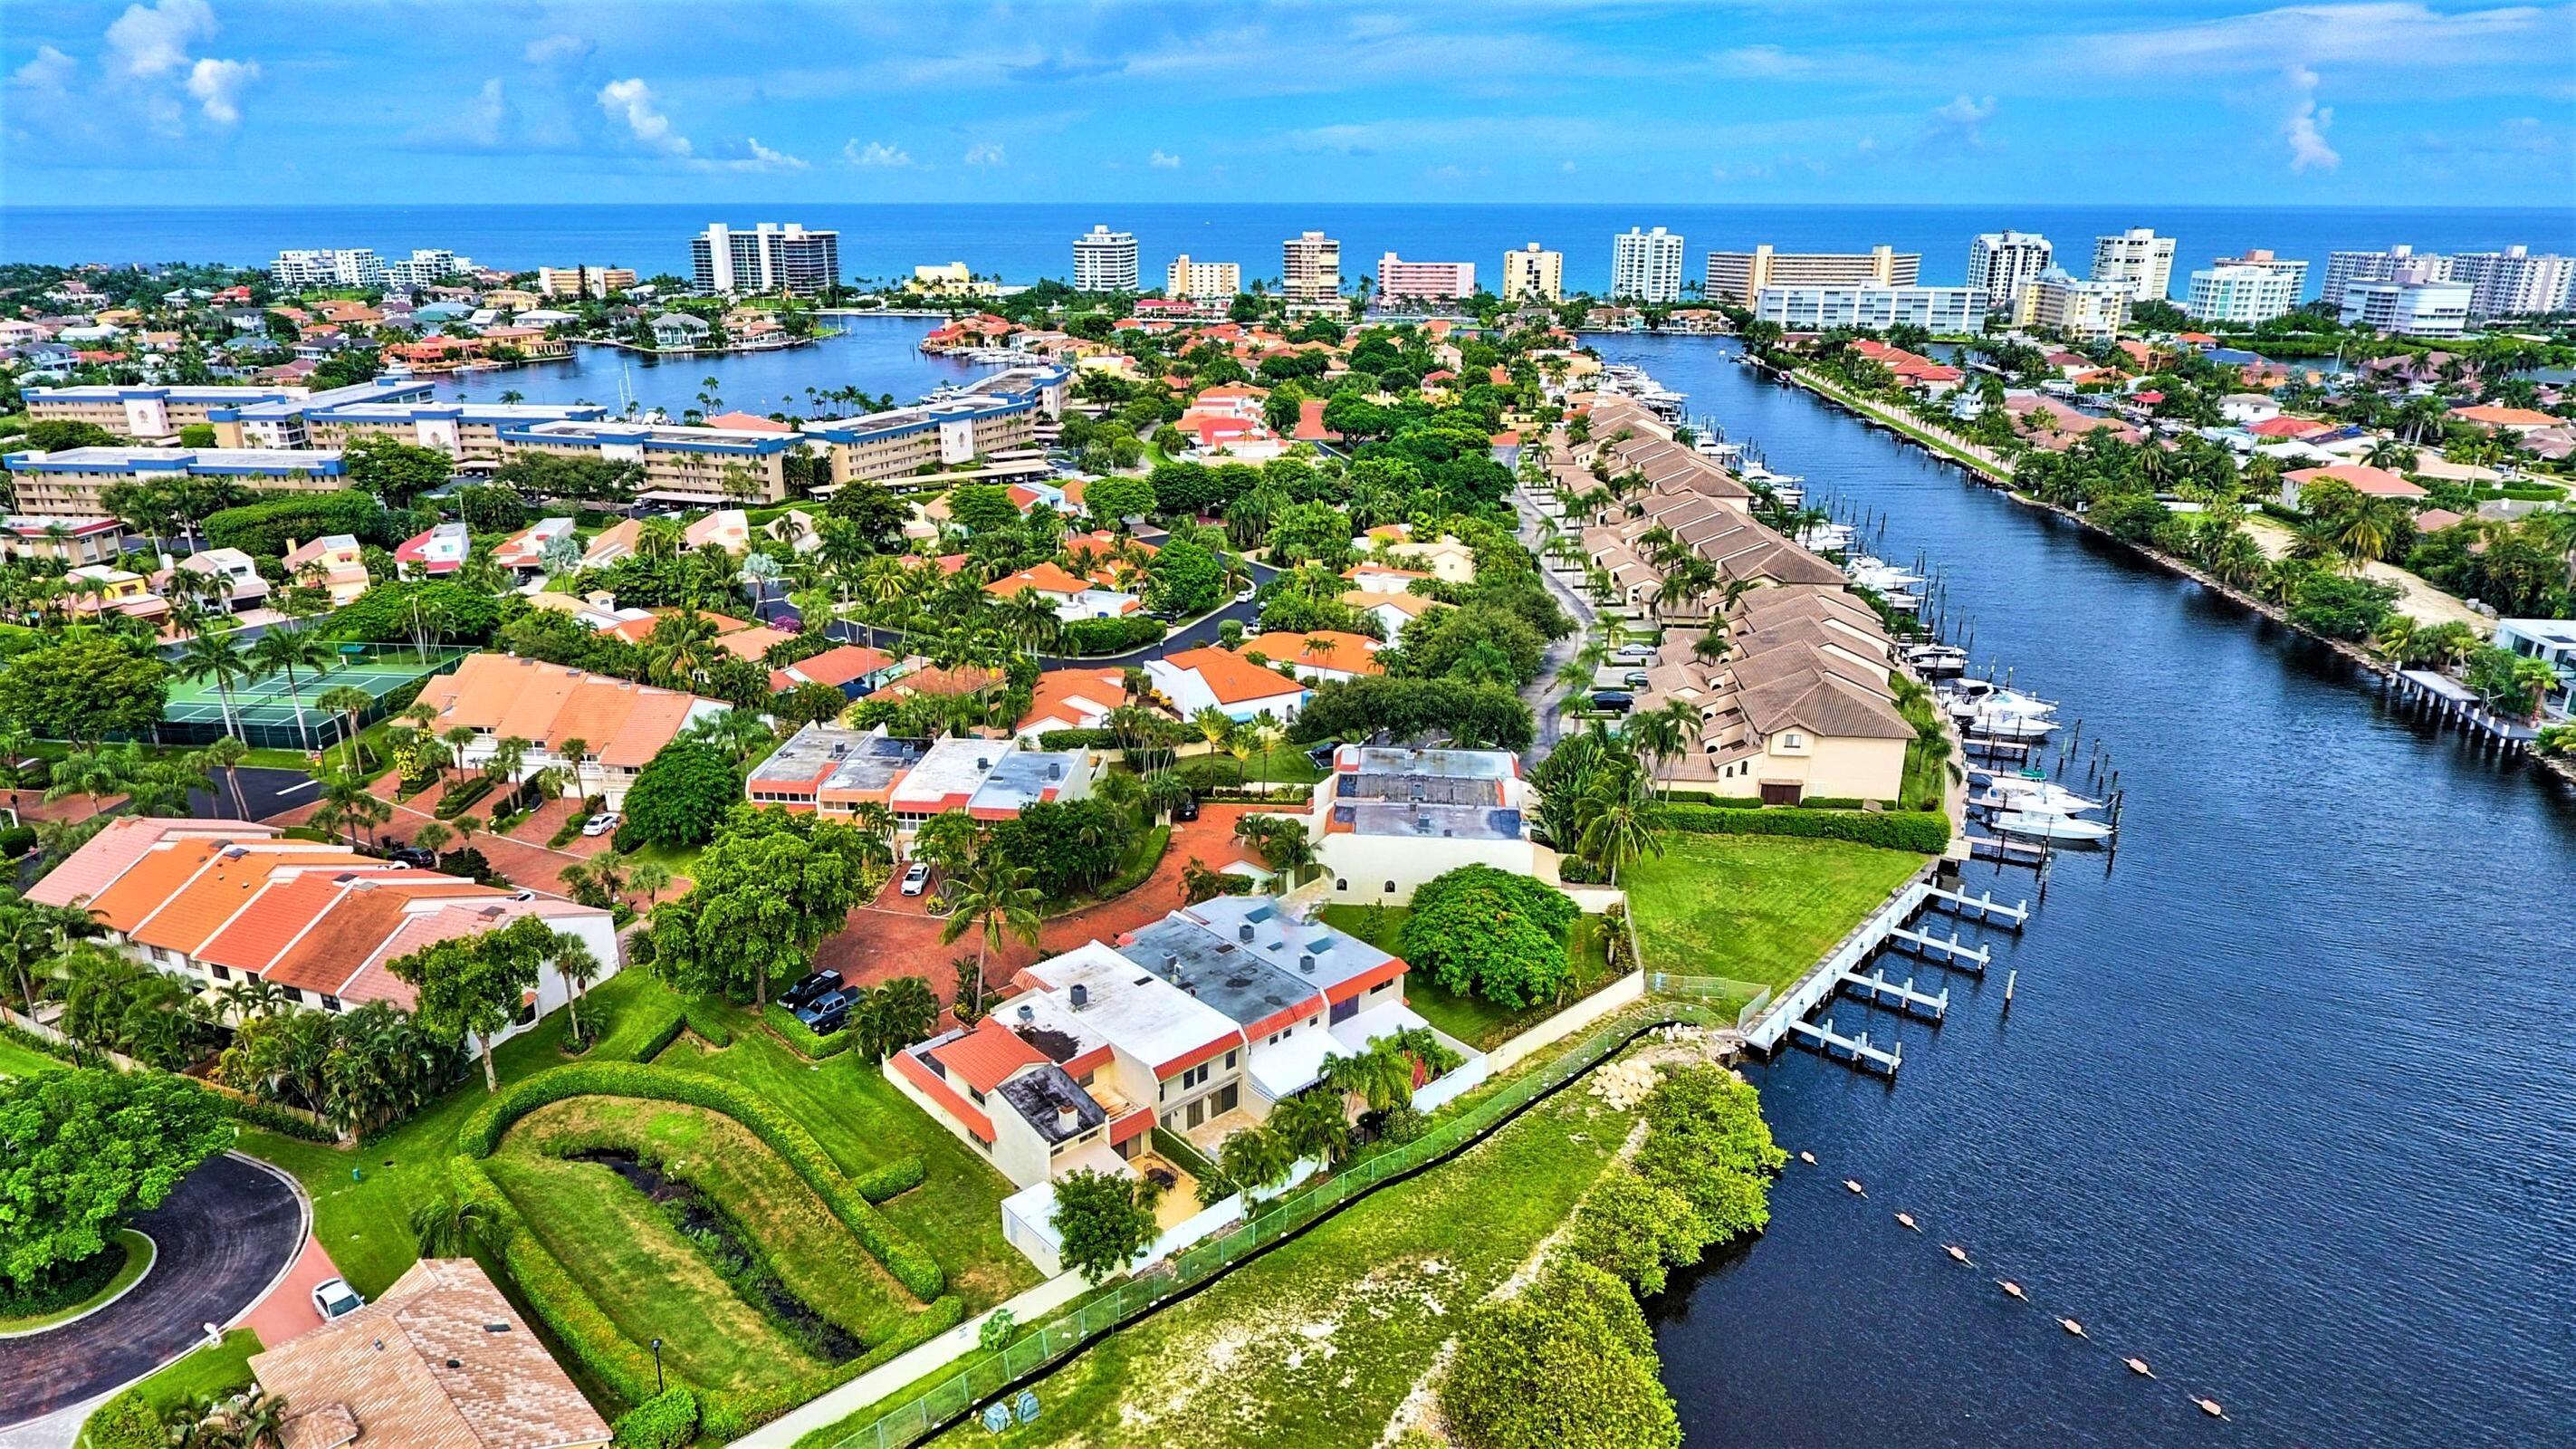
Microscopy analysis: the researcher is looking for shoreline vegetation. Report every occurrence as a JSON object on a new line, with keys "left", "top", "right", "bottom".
{"left": 1769, "top": 359, "right": 2576, "bottom": 792}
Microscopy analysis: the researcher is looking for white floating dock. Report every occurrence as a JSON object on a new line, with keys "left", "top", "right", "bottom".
{"left": 1885, "top": 925, "right": 1992, "bottom": 973}
{"left": 1925, "top": 886, "right": 2030, "bottom": 929}
{"left": 1789, "top": 1016, "right": 1902, "bottom": 1076}
{"left": 1838, "top": 968, "right": 1949, "bottom": 1022}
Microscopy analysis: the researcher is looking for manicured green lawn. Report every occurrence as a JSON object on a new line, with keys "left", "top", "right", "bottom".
{"left": 1179, "top": 744, "right": 1327, "bottom": 792}
{"left": 80, "top": 1328, "right": 261, "bottom": 1440}
{"left": 1318, "top": 906, "right": 1621, "bottom": 1051}
{"left": 1623, "top": 833, "right": 1926, "bottom": 994}
{"left": 662, "top": 1018, "right": 1039, "bottom": 1311}
{"left": 236, "top": 969, "right": 667, "bottom": 1298}
{"left": 503, "top": 1096, "right": 924, "bottom": 1345}
{"left": 0, "top": 1037, "right": 62, "bottom": 1078}
{"left": 486, "top": 1152, "right": 821, "bottom": 1393}
{"left": 913, "top": 1070, "right": 1643, "bottom": 1449}
{"left": 0, "top": 1229, "right": 150, "bottom": 1333}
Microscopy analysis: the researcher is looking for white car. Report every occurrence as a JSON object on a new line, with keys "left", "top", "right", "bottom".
{"left": 312, "top": 1276, "right": 366, "bottom": 1321}
{"left": 901, "top": 861, "right": 932, "bottom": 897}
{"left": 580, "top": 812, "right": 619, "bottom": 838}
{"left": 1234, "top": 584, "right": 1257, "bottom": 602}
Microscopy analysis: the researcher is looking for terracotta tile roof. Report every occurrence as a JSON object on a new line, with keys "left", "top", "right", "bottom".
{"left": 701, "top": 410, "right": 793, "bottom": 432}
{"left": 253, "top": 1258, "right": 611, "bottom": 1449}
{"left": 1340, "top": 589, "right": 1440, "bottom": 619}
{"left": 82, "top": 839, "right": 228, "bottom": 934}
{"left": 25, "top": 818, "right": 269, "bottom": 910}
{"left": 770, "top": 643, "right": 895, "bottom": 693}
{"left": 131, "top": 847, "right": 365, "bottom": 955}
{"left": 712, "top": 625, "right": 795, "bottom": 660}
{"left": 416, "top": 654, "right": 724, "bottom": 768}
{"left": 2284, "top": 463, "right": 2427, "bottom": 499}
{"left": 928, "top": 1017, "right": 1049, "bottom": 1094}
{"left": 264, "top": 886, "right": 422, "bottom": 997}
{"left": 1020, "top": 667, "right": 1125, "bottom": 733}
{"left": 987, "top": 561, "right": 1092, "bottom": 598}
{"left": 1240, "top": 631, "right": 1383, "bottom": 676}
{"left": 1162, "top": 647, "right": 1306, "bottom": 705}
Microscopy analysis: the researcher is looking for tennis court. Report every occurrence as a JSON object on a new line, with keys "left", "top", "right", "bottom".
{"left": 158, "top": 643, "right": 471, "bottom": 750}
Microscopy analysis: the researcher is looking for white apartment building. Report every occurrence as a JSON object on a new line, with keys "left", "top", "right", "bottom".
{"left": 2339, "top": 281, "right": 2473, "bottom": 339}
{"left": 1073, "top": 225, "right": 1139, "bottom": 292}
{"left": 2450, "top": 246, "right": 2576, "bottom": 319}
{"left": 1164, "top": 255, "right": 1242, "bottom": 300}
{"left": 2090, "top": 227, "right": 2176, "bottom": 302}
{"left": 2016, "top": 270, "right": 2131, "bottom": 341}
{"left": 1612, "top": 226, "right": 1686, "bottom": 302}
{"left": 271, "top": 248, "right": 388, "bottom": 289}
{"left": 1502, "top": 243, "right": 1563, "bottom": 302}
{"left": 2320, "top": 245, "right": 2452, "bottom": 306}
{"left": 382, "top": 249, "right": 468, "bottom": 289}
{"left": 1283, "top": 231, "right": 1343, "bottom": 302}
{"left": 1705, "top": 244, "right": 1920, "bottom": 304}
{"left": 691, "top": 221, "right": 840, "bottom": 295}
{"left": 2186, "top": 251, "right": 2309, "bottom": 325}
{"left": 1754, "top": 283, "right": 1985, "bottom": 335}
{"left": 1966, "top": 231, "right": 2053, "bottom": 314}
{"left": 1375, "top": 254, "right": 1477, "bottom": 302}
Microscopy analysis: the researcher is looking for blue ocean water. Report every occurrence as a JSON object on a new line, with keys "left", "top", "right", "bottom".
{"left": 6, "top": 203, "right": 2573, "bottom": 301}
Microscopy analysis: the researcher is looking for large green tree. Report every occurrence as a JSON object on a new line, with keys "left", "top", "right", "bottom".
{"left": 388, "top": 915, "right": 564, "bottom": 1090}
{"left": 1398, "top": 865, "right": 1579, "bottom": 1009}
{"left": 621, "top": 738, "right": 741, "bottom": 848}
{"left": 0, "top": 1070, "right": 230, "bottom": 1290}
{"left": 1441, "top": 1260, "right": 1681, "bottom": 1449}
{"left": 0, "top": 635, "right": 168, "bottom": 748}
{"left": 648, "top": 808, "right": 879, "bottom": 1007}
{"left": 342, "top": 432, "right": 455, "bottom": 509}
{"left": 1049, "top": 1166, "right": 1161, "bottom": 1285}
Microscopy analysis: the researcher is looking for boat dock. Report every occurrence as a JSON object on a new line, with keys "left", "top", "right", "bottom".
{"left": 1884, "top": 925, "right": 1992, "bottom": 974}
{"left": 1926, "top": 886, "right": 2030, "bottom": 930}
{"left": 1838, "top": 967, "right": 1949, "bottom": 1022}
{"left": 1966, "top": 834, "right": 2050, "bottom": 868}
{"left": 1788, "top": 1016, "right": 1903, "bottom": 1076}
{"left": 2390, "top": 670, "right": 2542, "bottom": 753}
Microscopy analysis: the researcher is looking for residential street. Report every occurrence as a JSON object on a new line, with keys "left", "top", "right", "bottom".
{"left": 1514, "top": 480, "right": 1600, "bottom": 769}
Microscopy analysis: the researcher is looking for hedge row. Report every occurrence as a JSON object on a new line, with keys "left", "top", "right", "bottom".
{"left": 1653, "top": 804, "right": 1951, "bottom": 854}
{"left": 1036, "top": 727, "right": 1117, "bottom": 751}
{"left": 612, "top": 1387, "right": 698, "bottom": 1448}
{"left": 0, "top": 1020, "right": 340, "bottom": 1143}
{"left": 1664, "top": 791, "right": 1874, "bottom": 811}
{"left": 594, "top": 992, "right": 686, "bottom": 1062}
{"left": 1093, "top": 825, "right": 1172, "bottom": 902}
{"left": 680, "top": 996, "right": 735, "bottom": 1048}
{"left": 761, "top": 1003, "right": 851, "bottom": 1060}
{"left": 455, "top": 1060, "right": 941, "bottom": 1295}
{"left": 460, "top": 1156, "right": 964, "bottom": 1440}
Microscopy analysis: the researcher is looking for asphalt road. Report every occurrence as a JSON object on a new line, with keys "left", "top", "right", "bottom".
{"left": 187, "top": 765, "right": 318, "bottom": 824}
{"left": 1514, "top": 481, "right": 1601, "bottom": 768}
{"left": 0, "top": 1153, "right": 305, "bottom": 1426}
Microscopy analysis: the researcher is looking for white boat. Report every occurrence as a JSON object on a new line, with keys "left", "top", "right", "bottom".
{"left": 1846, "top": 559, "right": 1926, "bottom": 592}
{"left": 1990, "top": 811, "right": 2112, "bottom": 844}
{"left": 1957, "top": 705, "right": 2060, "bottom": 740}
{"left": 1902, "top": 643, "right": 1968, "bottom": 677}
{"left": 1969, "top": 779, "right": 2101, "bottom": 816}
{"left": 1796, "top": 523, "right": 1856, "bottom": 552}
{"left": 1941, "top": 679, "right": 2057, "bottom": 716}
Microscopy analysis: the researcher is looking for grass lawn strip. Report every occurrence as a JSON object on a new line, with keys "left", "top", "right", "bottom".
{"left": 664, "top": 1023, "right": 1039, "bottom": 1311}
{"left": 1623, "top": 833, "right": 1929, "bottom": 993}
{"left": 921, "top": 1080, "right": 1642, "bottom": 1449}
{"left": 235, "top": 969, "right": 670, "bottom": 1298}
{"left": 0, "top": 1229, "right": 153, "bottom": 1335}
{"left": 484, "top": 1152, "right": 821, "bottom": 1394}
{"left": 503, "top": 1096, "right": 922, "bottom": 1346}
{"left": 0, "top": 1036, "right": 63, "bottom": 1078}
{"left": 1318, "top": 906, "right": 1622, "bottom": 1051}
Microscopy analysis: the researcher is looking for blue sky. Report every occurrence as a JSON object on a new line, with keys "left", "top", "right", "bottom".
{"left": 5, "top": 1, "right": 2572, "bottom": 207}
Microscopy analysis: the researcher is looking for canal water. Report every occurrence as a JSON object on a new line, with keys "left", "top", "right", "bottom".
{"left": 1597, "top": 335, "right": 2576, "bottom": 1448}
{"left": 423, "top": 314, "right": 1004, "bottom": 417}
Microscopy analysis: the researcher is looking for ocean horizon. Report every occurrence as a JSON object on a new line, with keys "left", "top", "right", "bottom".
{"left": 7, "top": 202, "right": 2571, "bottom": 302}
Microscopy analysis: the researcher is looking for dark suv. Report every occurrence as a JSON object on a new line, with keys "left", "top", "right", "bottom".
{"left": 779, "top": 970, "right": 843, "bottom": 1012}
{"left": 794, "top": 987, "right": 860, "bottom": 1034}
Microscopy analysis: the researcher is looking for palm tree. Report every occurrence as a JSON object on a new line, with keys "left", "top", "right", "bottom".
{"left": 177, "top": 631, "right": 252, "bottom": 742}
{"left": 551, "top": 935, "right": 605, "bottom": 1041}
{"left": 1216, "top": 1124, "right": 1297, "bottom": 1199}
{"left": 1267, "top": 1088, "right": 1353, "bottom": 1166}
{"left": 938, "top": 853, "right": 1042, "bottom": 1018}
{"left": 1576, "top": 774, "right": 1662, "bottom": 887}
{"left": 43, "top": 744, "right": 133, "bottom": 814}
{"left": 407, "top": 1187, "right": 506, "bottom": 1258}
{"left": 439, "top": 726, "right": 477, "bottom": 786}
{"left": 251, "top": 626, "right": 337, "bottom": 750}
{"left": 1624, "top": 699, "right": 1696, "bottom": 800}
{"left": 858, "top": 975, "right": 940, "bottom": 1060}
{"left": 314, "top": 770, "right": 389, "bottom": 849}
{"left": 1321, "top": 1041, "right": 1415, "bottom": 1118}
{"left": 316, "top": 686, "right": 374, "bottom": 772}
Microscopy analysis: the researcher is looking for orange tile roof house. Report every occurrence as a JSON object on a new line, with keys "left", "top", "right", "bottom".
{"left": 1237, "top": 629, "right": 1384, "bottom": 681}
{"left": 2280, "top": 463, "right": 2428, "bottom": 510}
{"left": 29, "top": 817, "right": 618, "bottom": 1026}
{"left": 251, "top": 1258, "right": 610, "bottom": 1449}
{"left": 414, "top": 654, "right": 733, "bottom": 808}
{"left": 1144, "top": 647, "right": 1311, "bottom": 723}
{"left": 770, "top": 642, "right": 905, "bottom": 697}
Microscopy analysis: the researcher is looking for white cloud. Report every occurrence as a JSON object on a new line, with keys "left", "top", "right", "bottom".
{"left": 733, "top": 137, "right": 808, "bottom": 171}
{"left": 844, "top": 139, "right": 914, "bottom": 167}
{"left": 523, "top": 34, "right": 594, "bottom": 67}
{"left": 1921, "top": 93, "right": 1996, "bottom": 153}
{"left": 104, "top": 0, "right": 214, "bottom": 80}
{"left": 185, "top": 55, "right": 257, "bottom": 125}
{"left": 455, "top": 78, "right": 509, "bottom": 148}
{"left": 1560, "top": 158, "right": 1577, "bottom": 173}
{"left": 2077, "top": 3, "right": 2554, "bottom": 74}
{"left": 1712, "top": 44, "right": 1812, "bottom": 78}
{"left": 10, "top": 45, "right": 78, "bottom": 96}
{"left": 2284, "top": 65, "right": 2341, "bottom": 170}
{"left": 598, "top": 77, "right": 691, "bottom": 157}
{"left": 963, "top": 140, "right": 1006, "bottom": 166}
{"left": 1148, "top": 149, "right": 1181, "bottom": 168}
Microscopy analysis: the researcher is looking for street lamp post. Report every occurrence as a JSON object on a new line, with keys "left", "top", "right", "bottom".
{"left": 651, "top": 1337, "right": 664, "bottom": 1395}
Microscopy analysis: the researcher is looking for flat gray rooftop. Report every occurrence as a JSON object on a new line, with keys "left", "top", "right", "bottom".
{"left": 750, "top": 723, "right": 928, "bottom": 793}
{"left": 1334, "top": 801, "right": 1527, "bottom": 842}
{"left": 1125, "top": 897, "right": 1393, "bottom": 1031}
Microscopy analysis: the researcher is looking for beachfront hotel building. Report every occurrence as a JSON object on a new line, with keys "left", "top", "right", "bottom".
{"left": 1502, "top": 243, "right": 1564, "bottom": 302}
{"left": 2186, "top": 250, "right": 2310, "bottom": 325}
{"left": 1752, "top": 283, "right": 1984, "bottom": 335}
{"left": 1612, "top": 226, "right": 1687, "bottom": 302}
{"left": 2, "top": 445, "right": 349, "bottom": 518}
{"left": 690, "top": 221, "right": 840, "bottom": 295}
{"left": 1282, "top": 231, "right": 1343, "bottom": 302}
{"left": 2338, "top": 281, "right": 2474, "bottom": 339}
{"left": 2448, "top": 246, "right": 2576, "bottom": 318}
{"left": 1074, "top": 225, "right": 1140, "bottom": 292}
{"left": 801, "top": 366, "right": 1068, "bottom": 488}
{"left": 1966, "top": 231, "right": 2054, "bottom": 315}
{"left": 1164, "top": 256, "right": 1242, "bottom": 300}
{"left": 2015, "top": 270, "right": 2131, "bottom": 341}
{"left": 270, "top": 248, "right": 388, "bottom": 289}
{"left": 2090, "top": 227, "right": 2176, "bottom": 302}
{"left": 1375, "top": 254, "right": 1477, "bottom": 303}
{"left": 1705, "top": 244, "right": 1920, "bottom": 304}
{"left": 535, "top": 264, "right": 638, "bottom": 299}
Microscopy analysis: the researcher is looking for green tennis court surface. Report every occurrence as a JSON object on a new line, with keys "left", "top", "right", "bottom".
{"left": 158, "top": 643, "right": 470, "bottom": 748}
